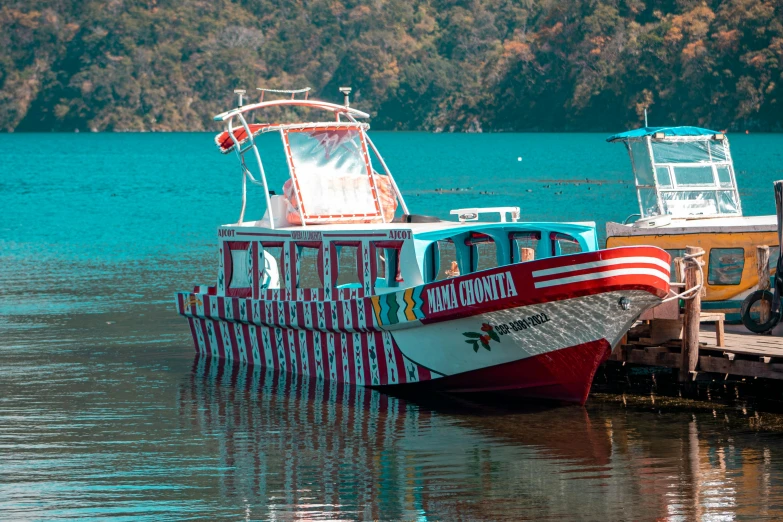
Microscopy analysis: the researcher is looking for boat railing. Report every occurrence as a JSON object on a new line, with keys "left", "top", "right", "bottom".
{"left": 257, "top": 87, "right": 311, "bottom": 102}
{"left": 450, "top": 207, "right": 521, "bottom": 223}
{"left": 215, "top": 87, "right": 409, "bottom": 228}
{"left": 623, "top": 213, "right": 641, "bottom": 224}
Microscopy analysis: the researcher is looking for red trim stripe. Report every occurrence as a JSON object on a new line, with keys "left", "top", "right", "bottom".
{"left": 360, "top": 334, "right": 371, "bottom": 385}
{"left": 241, "top": 324, "right": 253, "bottom": 361}
{"left": 187, "top": 318, "right": 199, "bottom": 353}
{"left": 213, "top": 320, "right": 226, "bottom": 359}
{"left": 334, "top": 334, "right": 345, "bottom": 383}
{"left": 227, "top": 323, "right": 240, "bottom": 360}
{"left": 374, "top": 332, "right": 388, "bottom": 384}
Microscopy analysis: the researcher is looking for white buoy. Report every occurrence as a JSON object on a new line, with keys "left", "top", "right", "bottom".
{"left": 517, "top": 157, "right": 522, "bottom": 161}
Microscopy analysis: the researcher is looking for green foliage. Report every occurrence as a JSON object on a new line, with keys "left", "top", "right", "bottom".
{"left": 1, "top": 0, "right": 782, "bottom": 132}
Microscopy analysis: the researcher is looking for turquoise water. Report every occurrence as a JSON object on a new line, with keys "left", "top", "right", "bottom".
{"left": 3, "top": 132, "right": 783, "bottom": 519}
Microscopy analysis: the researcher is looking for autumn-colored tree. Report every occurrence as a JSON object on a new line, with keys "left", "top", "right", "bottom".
{"left": 1, "top": 0, "right": 782, "bottom": 132}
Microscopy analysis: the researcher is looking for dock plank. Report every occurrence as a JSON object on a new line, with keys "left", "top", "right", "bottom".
{"left": 699, "top": 326, "right": 783, "bottom": 357}
{"left": 615, "top": 322, "right": 783, "bottom": 380}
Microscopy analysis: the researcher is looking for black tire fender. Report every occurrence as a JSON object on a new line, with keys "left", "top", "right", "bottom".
{"left": 740, "top": 290, "right": 780, "bottom": 334}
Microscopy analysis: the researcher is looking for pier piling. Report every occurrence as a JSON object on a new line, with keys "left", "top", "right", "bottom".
{"left": 679, "top": 246, "right": 705, "bottom": 382}
{"left": 757, "top": 245, "right": 771, "bottom": 324}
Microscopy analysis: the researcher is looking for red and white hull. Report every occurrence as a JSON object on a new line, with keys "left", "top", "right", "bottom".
{"left": 176, "top": 246, "right": 670, "bottom": 404}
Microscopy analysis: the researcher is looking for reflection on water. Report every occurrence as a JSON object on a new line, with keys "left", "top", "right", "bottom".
{"left": 180, "top": 358, "right": 622, "bottom": 520}
{"left": 2, "top": 308, "right": 783, "bottom": 520}
{"left": 179, "top": 359, "right": 783, "bottom": 520}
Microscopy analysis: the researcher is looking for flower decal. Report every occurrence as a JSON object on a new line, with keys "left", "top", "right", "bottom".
{"left": 463, "top": 323, "right": 501, "bottom": 352}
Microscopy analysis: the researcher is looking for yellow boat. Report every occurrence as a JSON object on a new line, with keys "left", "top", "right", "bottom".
{"left": 605, "top": 126, "right": 777, "bottom": 322}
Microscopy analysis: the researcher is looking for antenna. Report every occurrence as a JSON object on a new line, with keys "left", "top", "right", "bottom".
{"left": 339, "top": 87, "right": 352, "bottom": 108}
{"left": 234, "top": 89, "right": 246, "bottom": 108}
{"left": 644, "top": 107, "right": 649, "bottom": 127}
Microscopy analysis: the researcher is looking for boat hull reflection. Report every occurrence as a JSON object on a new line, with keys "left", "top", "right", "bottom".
{"left": 179, "top": 356, "right": 615, "bottom": 520}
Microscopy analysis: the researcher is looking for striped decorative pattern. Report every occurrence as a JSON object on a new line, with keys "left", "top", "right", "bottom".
{"left": 186, "top": 317, "right": 429, "bottom": 386}
{"left": 180, "top": 293, "right": 380, "bottom": 333}
{"left": 370, "top": 287, "right": 425, "bottom": 326}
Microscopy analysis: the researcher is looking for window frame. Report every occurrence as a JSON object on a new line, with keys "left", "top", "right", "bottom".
{"left": 707, "top": 247, "right": 745, "bottom": 286}
{"left": 464, "top": 232, "right": 498, "bottom": 272}
{"left": 330, "top": 241, "right": 363, "bottom": 289}
{"left": 223, "top": 241, "right": 253, "bottom": 298}
{"left": 371, "top": 240, "right": 404, "bottom": 289}
{"left": 509, "top": 231, "right": 542, "bottom": 263}
{"left": 293, "top": 242, "right": 325, "bottom": 289}
{"left": 550, "top": 232, "right": 582, "bottom": 256}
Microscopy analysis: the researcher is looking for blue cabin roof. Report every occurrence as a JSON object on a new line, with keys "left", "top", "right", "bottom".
{"left": 606, "top": 126, "right": 719, "bottom": 143}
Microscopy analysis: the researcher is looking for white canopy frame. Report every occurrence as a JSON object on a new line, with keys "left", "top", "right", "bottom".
{"left": 216, "top": 95, "right": 409, "bottom": 227}
{"left": 625, "top": 135, "right": 743, "bottom": 219}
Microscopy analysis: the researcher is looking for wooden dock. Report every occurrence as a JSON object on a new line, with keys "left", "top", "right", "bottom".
{"left": 606, "top": 243, "right": 783, "bottom": 384}
{"left": 610, "top": 323, "right": 783, "bottom": 381}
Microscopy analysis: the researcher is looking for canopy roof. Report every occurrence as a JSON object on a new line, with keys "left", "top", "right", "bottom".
{"left": 215, "top": 121, "right": 370, "bottom": 153}
{"left": 214, "top": 99, "right": 369, "bottom": 122}
{"left": 606, "top": 126, "right": 719, "bottom": 142}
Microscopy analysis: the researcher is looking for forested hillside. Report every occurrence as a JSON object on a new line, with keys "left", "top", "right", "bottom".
{"left": 2, "top": 0, "right": 782, "bottom": 132}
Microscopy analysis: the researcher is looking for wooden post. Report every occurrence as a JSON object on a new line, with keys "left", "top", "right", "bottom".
{"left": 520, "top": 248, "right": 535, "bottom": 262}
{"left": 674, "top": 257, "right": 686, "bottom": 287}
{"left": 757, "top": 245, "right": 771, "bottom": 324}
{"left": 680, "top": 246, "right": 704, "bottom": 382}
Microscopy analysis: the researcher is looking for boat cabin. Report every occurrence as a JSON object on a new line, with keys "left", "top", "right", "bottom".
{"left": 607, "top": 126, "right": 742, "bottom": 221}
{"left": 213, "top": 220, "right": 597, "bottom": 301}
{"left": 204, "top": 88, "right": 598, "bottom": 302}
{"left": 605, "top": 126, "right": 777, "bottom": 321}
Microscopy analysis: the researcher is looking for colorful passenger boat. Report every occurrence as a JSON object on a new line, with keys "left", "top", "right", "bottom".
{"left": 176, "top": 88, "right": 670, "bottom": 404}
{"left": 605, "top": 127, "right": 777, "bottom": 322}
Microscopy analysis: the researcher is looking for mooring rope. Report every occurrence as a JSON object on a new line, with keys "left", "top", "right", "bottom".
{"left": 660, "top": 251, "right": 705, "bottom": 304}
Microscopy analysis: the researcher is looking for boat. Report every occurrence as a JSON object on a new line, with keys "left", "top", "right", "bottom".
{"left": 175, "top": 88, "right": 671, "bottom": 404}
{"left": 605, "top": 126, "right": 778, "bottom": 322}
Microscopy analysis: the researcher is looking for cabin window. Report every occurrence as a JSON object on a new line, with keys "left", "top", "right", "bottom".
{"left": 661, "top": 191, "right": 718, "bottom": 216}
{"left": 429, "top": 240, "right": 459, "bottom": 281}
{"left": 375, "top": 245, "right": 402, "bottom": 288}
{"left": 296, "top": 245, "right": 324, "bottom": 289}
{"left": 708, "top": 248, "right": 744, "bottom": 286}
{"left": 551, "top": 232, "right": 582, "bottom": 256}
{"left": 717, "top": 191, "right": 739, "bottom": 214}
{"left": 630, "top": 140, "right": 654, "bottom": 185}
{"left": 335, "top": 244, "right": 361, "bottom": 288}
{"left": 663, "top": 249, "right": 686, "bottom": 282}
{"left": 709, "top": 140, "right": 729, "bottom": 162}
{"left": 229, "top": 247, "right": 251, "bottom": 289}
{"left": 673, "top": 166, "right": 715, "bottom": 187}
{"left": 716, "top": 166, "right": 733, "bottom": 188}
{"left": 260, "top": 244, "right": 286, "bottom": 289}
{"left": 376, "top": 247, "right": 386, "bottom": 280}
{"left": 639, "top": 188, "right": 660, "bottom": 217}
{"left": 510, "top": 232, "right": 541, "bottom": 262}
{"left": 655, "top": 166, "right": 672, "bottom": 188}
{"left": 652, "top": 140, "right": 714, "bottom": 164}
{"left": 465, "top": 233, "right": 498, "bottom": 272}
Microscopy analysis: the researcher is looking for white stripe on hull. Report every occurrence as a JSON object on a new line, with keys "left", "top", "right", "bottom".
{"left": 531, "top": 256, "right": 670, "bottom": 277}
{"left": 533, "top": 268, "right": 670, "bottom": 288}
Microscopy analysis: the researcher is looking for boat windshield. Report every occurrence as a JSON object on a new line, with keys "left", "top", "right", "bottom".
{"left": 283, "top": 125, "right": 382, "bottom": 221}
{"left": 609, "top": 127, "right": 742, "bottom": 219}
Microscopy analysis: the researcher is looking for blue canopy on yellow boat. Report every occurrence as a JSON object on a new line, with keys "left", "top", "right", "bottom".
{"left": 606, "top": 126, "right": 719, "bottom": 142}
